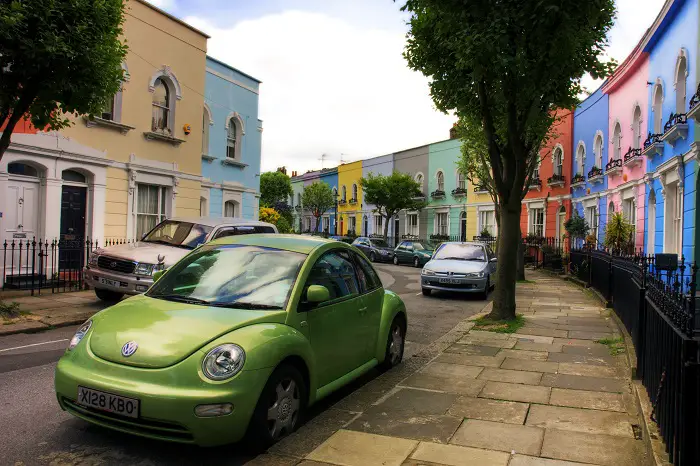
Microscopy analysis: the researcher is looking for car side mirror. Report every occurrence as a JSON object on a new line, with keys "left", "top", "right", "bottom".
{"left": 153, "top": 269, "right": 167, "bottom": 282}
{"left": 490, "top": 257, "right": 498, "bottom": 262}
{"left": 306, "top": 285, "right": 330, "bottom": 303}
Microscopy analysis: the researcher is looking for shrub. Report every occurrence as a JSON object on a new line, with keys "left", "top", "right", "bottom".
{"left": 0, "top": 301, "right": 21, "bottom": 319}
{"left": 259, "top": 207, "right": 281, "bottom": 225}
{"left": 564, "top": 211, "right": 589, "bottom": 241}
{"left": 603, "top": 212, "right": 635, "bottom": 254}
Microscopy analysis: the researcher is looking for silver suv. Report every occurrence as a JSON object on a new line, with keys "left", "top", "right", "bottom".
{"left": 85, "top": 217, "right": 278, "bottom": 301}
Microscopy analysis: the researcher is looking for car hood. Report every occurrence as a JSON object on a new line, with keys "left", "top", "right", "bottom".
{"left": 88, "top": 295, "right": 287, "bottom": 369}
{"left": 424, "top": 259, "right": 488, "bottom": 274}
{"left": 95, "top": 242, "right": 191, "bottom": 267}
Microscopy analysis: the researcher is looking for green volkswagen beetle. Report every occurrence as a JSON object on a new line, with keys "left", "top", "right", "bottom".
{"left": 54, "top": 235, "right": 407, "bottom": 447}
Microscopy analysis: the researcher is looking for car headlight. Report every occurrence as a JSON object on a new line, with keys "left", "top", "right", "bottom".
{"left": 422, "top": 268, "right": 436, "bottom": 276}
{"left": 88, "top": 254, "right": 99, "bottom": 266}
{"left": 134, "top": 262, "right": 155, "bottom": 276}
{"left": 466, "top": 271, "right": 486, "bottom": 278}
{"left": 68, "top": 320, "right": 92, "bottom": 350}
{"left": 202, "top": 344, "right": 246, "bottom": 381}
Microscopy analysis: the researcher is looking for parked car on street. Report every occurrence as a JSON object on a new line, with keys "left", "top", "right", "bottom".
{"left": 56, "top": 235, "right": 407, "bottom": 447}
{"left": 352, "top": 236, "right": 395, "bottom": 262}
{"left": 421, "top": 242, "right": 497, "bottom": 298}
{"left": 85, "top": 217, "right": 277, "bottom": 301}
{"left": 392, "top": 240, "right": 435, "bottom": 267}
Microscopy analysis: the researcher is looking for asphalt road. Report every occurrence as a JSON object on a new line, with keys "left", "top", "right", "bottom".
{"left": 0, "top": 263, "right": 489, "bottom": 466}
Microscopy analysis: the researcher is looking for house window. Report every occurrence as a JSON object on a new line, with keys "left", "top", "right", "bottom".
{"left": 151, "top": 78, "right": 171, "bottom": 134}
{"left": 374, "top": 215, "right": 383, "bottom": 234}
{"left": 586, "top": 205, "right": 598, "bottom": 241}
{"left": 623, "top": 198, "right": 636, "bottom": 233}
{"left": 647, "top": 190, "right": 656, "bottom": 252}
{"left": 457, "top": 172, "right": 466, "bottom": 190}
{"left": 102, "top": 96, "right": 116, "bottom": 121}
{"left": 341, "top": 186, "right": 347, "bottom": 201}
{"left": 136, "top": 184, "right": 167, "bottom": 238}
{"left": 332, "top": 187, "right": 338, "bottom": 199}
{"left": 653, "top": 84, "right": 663, "bottom": 134}
{"left": 224, "top": 200, "right": 238, "bottom": 217}
{"left": 529, "top": 208, "right": 544, "bottom": 237}
{"left": 350, "top": 216, "right": 357, "bottom": 233}
{"left": 323, "top": 216, "right": 330, "bottom": 232}
{"left": 553, "top": 147, "right": 563, "bottom": 176}
{"left": 613, "top": 123, "right": 622, "bottom": 160}
{"left": 632, "top": 106, "right": 642, "bottom": 150}
{"left": 226, "top": 119, "right": 237, "bottom": 159}
{"left": 62, "top": 170, "right": 86, "bottom": 183}
{"left": 8, "top": 162, "right": 39, "bottom": 177}
{"left": 200, "top": 197, "right": 208, "bottom": 216}
{"left": 202, "top": 108, "right": 210, "bottom": 155}
{"left": 533, "top": 158, "right": 541, "bottom": 180}
{"left": 479, "top": 210, "right": 495, "bottom": 236}
{"left": 415, "top": 173, "right": 424, "bottom": 192}
{"left": 594, "top": 134, "right": 603, "bottom": 169}
{"left": 608, "top": 201, "right": 615, "bottom": 222}
{"left": 436, "top": 212, "right": 448, "bottom": 236}
{"left": 407, "top": 213, "right": 419, "bottom": 236}
{"left": 437, "top": 171, "right": 445, "bottom": 191}
{"left": 575, "top": 144, "right": 585, "bottom": 175}
{"left": 352, "top": 184, "right": 358, "bottom": 200}
{"left": 664, "top": 182, "right": 682, "bottom": 255}
{"left": 676, "top": 55, "right": 687, "bottom": 114}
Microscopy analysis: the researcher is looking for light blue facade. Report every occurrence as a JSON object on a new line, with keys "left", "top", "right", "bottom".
{"left": 319, "top": 168, "right": 339, "bottom": 234}
{"left": 643, "top": 0, "right": 698, "bottom": 260}
{"left": 362, "top": 154, "right": 395, "bottom": 238}
{"left": 572, "top": 87, "right": 610, "bottom": 243}
{"left": 202, "top": 56, "right": 262, "bottom": 220}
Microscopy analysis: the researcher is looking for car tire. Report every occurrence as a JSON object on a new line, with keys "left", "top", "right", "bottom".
{"left": 422, "top": 287, "right": 431, "bottom": 296}
{"left": 94, "top": 288, "right": 124, "bottom": 302}
{"left": 248, "top": 363, "right": 307, "bottom": 448}
{"left": 413, "top": 257, "right": 420, "bottom": 268}
{"left": 369, "top": 252, "right": 376, "bottom": 262}
{"left": 379, "top": 316, "right": 406, "bottom": 371}
{"left": 481, "top": 276, "right": 491, "bottom": 300}
{"left": 392, "top": 256, "right": 399, "bottom": 265}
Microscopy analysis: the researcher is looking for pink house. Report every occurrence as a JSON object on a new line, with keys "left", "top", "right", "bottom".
{"left": 601, "top": 48, "right": 649, "bottom": 251}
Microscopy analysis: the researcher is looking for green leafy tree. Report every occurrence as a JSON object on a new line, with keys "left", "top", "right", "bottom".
{"left": 564, "top": 211, "right": 590, "bottom": 241}
{"left": 0, "top": 0, "right": 128, "bottom": 161}
{"left": 302, "top": 182, "right": 335, "bottom": 233}
{"left": 360, "top": 172, "right": 426, "bottom": 240}
{"left": 603, "top": 212, "right": 635, "bottom": 254}
{"left": 260, "top": 171, "right": 293, "bottom": 207}
{"left": 402, "top": 0, "right": 616, "bottom": 320}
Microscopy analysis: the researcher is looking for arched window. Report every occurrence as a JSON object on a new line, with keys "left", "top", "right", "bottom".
{"left": 613, "top": 123, "right": 622, "bottom": 160}
{"left": 457, "top": 172, "right": 466, "bottom": 189}
{"left": 553, "top": 147, "right": 563, "bottom": 176}
{"left": 594, "top": 134, "right": 603, "bottom": 169}
{"left": 632, "top": 106, "right": 642, "bottom": 150}
{"left": 227, "top": 119, "right": 237, "bottom": 159}
{"left": 151, "top": 77, "right": 171, "bottom": 134}
{"left": 225, "top": 113, "right": 245, "bottom": 161}
{"left": 352, "top": 184, "right": 358, "bottom": 200}
{"left": 415, "top": 173, "right": 424, "bottom": 191}
{"left": 332, "top": 187, "right": 338, "bottom": 198}
{"left": 62, "top": 170, "right": 86, "bottom": 183}
{"left": 437, "top": 171, "right": 444, "bottom": 191}
{"left": 533, "top": 157, "right": 541, "bottom": 180}
{"left": 653, "top": 83, "right": 663, "bottom": 134}
{"left": 608, "top": 201, "right": 615, "bottom": 222}
{"left": 224, "top": 200, "right": 238, "bottom": 217}
{"left": 341, "top": 186, "right": 347, "bottom": 201}
{"left": 676, "top": 54, "right": 688, "bottom": 114}
{"left": 202, "top": 106, "right": 211, "bottom": 155}
{"left": 575, "top": 144, "right": 585, "bottom": 175}
{"left": 8, "top": 162, "right": 39, "bottom": 177}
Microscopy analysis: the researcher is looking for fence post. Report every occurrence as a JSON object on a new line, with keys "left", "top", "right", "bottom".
{"left": 607, "top": 254, "right": 614, "bottom": 307}
{"left": 636, "top": 255, "right": 647, "bottom": 379}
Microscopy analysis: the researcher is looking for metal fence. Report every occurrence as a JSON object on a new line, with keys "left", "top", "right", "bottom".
{"left": 2, "top": 238, "right": 131, "bottom": 295}
{"left": 570, "top": 247, "right": 700, "bottom": 465}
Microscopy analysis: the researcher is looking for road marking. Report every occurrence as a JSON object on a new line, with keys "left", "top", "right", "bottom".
{"left": 0, "top": 339, "right": 69, "bottom": 353}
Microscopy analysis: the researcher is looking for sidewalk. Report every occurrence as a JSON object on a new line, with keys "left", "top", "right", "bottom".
{"left": 0, "top": 290, "right": 108, "bottom": 335}
{"left": 259, "top": 271, "right": 648, "bottom": 466}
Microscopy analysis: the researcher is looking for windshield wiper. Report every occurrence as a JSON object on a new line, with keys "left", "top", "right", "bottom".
{"left": 150, "top": 294, "right": 211, "bottom": 305}
{"left": 210, "top": 302, "right": 283, "bottom": 310}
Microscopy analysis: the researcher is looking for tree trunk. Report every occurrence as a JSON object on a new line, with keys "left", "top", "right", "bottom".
{"left": 516, "top": 228, "right": 525, "bottom": 281}
{"left": 488, "top": 203, "right": 521, "bottom": 320}
{"left": 383, "top": 213, "right": 392, "bottom": 242}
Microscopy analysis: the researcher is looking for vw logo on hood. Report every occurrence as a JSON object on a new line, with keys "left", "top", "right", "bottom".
{"left": 121, "top": 341, "right": 138, "bottom": 357}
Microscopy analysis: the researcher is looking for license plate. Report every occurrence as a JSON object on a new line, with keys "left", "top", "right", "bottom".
{"left": 438, "top": 278, "right": 460, "bottom": 284}
{"left": 99, "top": 277, "right": 121, "bottom": 288}
{"left": 77, "top": 386, "right": 139, "bottom": 418}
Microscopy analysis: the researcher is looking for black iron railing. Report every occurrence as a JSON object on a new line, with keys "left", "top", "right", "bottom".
{"left": 690, "top": 83, "right": 700, "bottom": 110}
{"left": 624, "top": 147, "right": 642, "bottom": 164}
{"left": 349, "top": 198, "right": 357, "bottom": 204}
{"left": 588, "top": 166, "right": 603, "bottom": 179}
{"left": 431, "top": 190, "right": 446, "bottom": 199}
{"left": 664, "top": 113, "right": 688, "bottom": 133}
{"left": 644, "top": 132, "right": 662, "bottom": 149}
{"left": 605, "top": 158, "right": 622, "bottom": 172}
{"left": 571, "top": 173, "right": 586, "bottom": 185}
{"left": 547, "top": 173, "right": 565, "bottom": 185}
{"left": 452, "top": 187, "right": 467, "bottom": 196}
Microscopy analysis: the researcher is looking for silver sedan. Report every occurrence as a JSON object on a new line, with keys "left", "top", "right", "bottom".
{"left": 420, "top": 242, "right": 497, "bottom": 298}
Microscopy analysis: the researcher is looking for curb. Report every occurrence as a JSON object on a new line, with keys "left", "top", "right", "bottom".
{"left": 0, "top": 316, "right": 87, "bottom": 337}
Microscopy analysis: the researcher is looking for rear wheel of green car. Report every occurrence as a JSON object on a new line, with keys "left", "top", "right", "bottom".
{"left": 380, "top": 317, "right": 405, "bottom": 371}
{"left": 248, "top": 363, "right": 307, "bottom": 448}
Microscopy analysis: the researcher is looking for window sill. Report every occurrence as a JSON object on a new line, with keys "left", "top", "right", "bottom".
{"left": 143, "top": 131, "right": 186, "bottom": 145}
{"left": 84, "top": 116, "right": 135, "bottom": 134}
{"left": 201, "top": 154, "right": 216, "bottom": 163}
{"left": 642, "top": 141, "right": 664, "bottom": 158}
{"left": 660, "top": 123, "right": 689, "bottom": 146}
{"left": 221, "top": 158, "right": 248, "bottom": 168}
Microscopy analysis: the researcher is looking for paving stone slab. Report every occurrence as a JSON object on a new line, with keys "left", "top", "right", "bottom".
{"left": 409, "top": 442, "right": 510, "bottom": 466}
{"left": 541, "top": 429, "right": 645, "bottom": 466}
{"left": 479, "top": 381, "right": 550, "bottom": 404}
{"left": 497, "top": 349, "right": 549, "bottom": 361}
{"left": 444, "top": 343, "right": 503, "bottom": 355}
{"left": 419, "top": 362, "right": 484, "bottom": 379}
{"left": 306, "top": 430, "right": 418, "bottom": 466}
{"left": 514, "top": 341, "right": 563, "bottom": 352}
{"left": 549, "top": 388, "right": 626, "bottom": 412}
{"left": 540, "top": 373, "right": 629, "bottom": 394}
{"left": 546, "top": 352, "right": 618, "bottom": 367}
{"left": 467, "top": 330, "right": 512, "bottom": 340}
{"left": 456, "top": 337, "right": 517, "bottom": 349}
{"left": 347, "top": 411, "right": 463, "bottom": 444}
{"left": 500, "top": 358, "right": 559, "bottom": 374}
{"left": 246, "top": 454, "right": 300, "bottom": 466}
{"left": 556, "top": 324, "right": 618, "bottom": 333}
{"left": 447, "top": 396, "right": 529, "bottom": 424}
{"left": 400, "top": 373, "right": 487, "bottom": 397}
{"left": 552, "top": 337, "right": 610, "bottom": 348}
{"left": 562, "top": 344, "right": 616, "bottom": 357}
{"left": 374, "top": 388, "right": 459, "bottom": 415}
{"left": 525, "top": 404, "right": 634, "bottom": 437}
{"left": 567, "top": 330, "right": 617, "bottom": 340}
{"left": 507, "top": 454, "right": 592, "bottom": 466}
{"left": 434, "top": 353, "right": 505, "bottom": 368}
{"left": 516, "top": 327, "right": 569, "bottom": 338}
{"left": 556, "top": 362, "right": 622, "bottom": 379}
{"left": 450, "top": 419, "right": 544, "bottom": 456}
{"left": 477, "top": 368, "right": 543, "bottom": 385}
{"left": 514, "top": 334, "right": 555, "bottom": 344}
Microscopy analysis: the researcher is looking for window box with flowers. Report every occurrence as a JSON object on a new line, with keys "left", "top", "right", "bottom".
{"left": 642, "top": 132, "right": 664, "bottom": 157}
{"left": 571, "top": 173, "right": 586, "bottom": 188}
{"left": 451, "top": 187, "right": 467, "bottom": 197}
{"left": 349, "top": 198, "right": 358, "bottom": 205}
{"left": 588, "top": 166, "right": 603, "bottom": 185}
{"left": 528, "top": 178, "right": 542, "bottom": 190}
{"left": 660, "top": 112, "right": 688, "bottom": 145}
{"left": 546, "top": 174, "right": 565, "bottom": 187}
{"left": 431, "top": 190, "right": 446, "bottom": 199}
{"left": 338, "top": 199, "right": 347, "bottom": 206}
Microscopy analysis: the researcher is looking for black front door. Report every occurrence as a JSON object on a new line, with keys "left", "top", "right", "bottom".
{"left": 59, "top": 186, "right": 87, "bottom": 271}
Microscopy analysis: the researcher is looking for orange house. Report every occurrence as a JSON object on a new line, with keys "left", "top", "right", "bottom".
{"left": 520, "top": 109, "right": 574, "bottom": 241}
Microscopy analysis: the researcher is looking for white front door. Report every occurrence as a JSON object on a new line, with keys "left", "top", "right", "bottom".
{"left": 4, "top": 180, "right": 40, "bottom": 277}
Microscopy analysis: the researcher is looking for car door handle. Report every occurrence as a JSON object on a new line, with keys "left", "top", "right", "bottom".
{"left": 358, "top": 307, "right": 368, "bottom": 314}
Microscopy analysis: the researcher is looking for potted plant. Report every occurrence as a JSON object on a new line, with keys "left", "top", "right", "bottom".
{"left": 603, "top": 212, "right": 635, "bottom": 255}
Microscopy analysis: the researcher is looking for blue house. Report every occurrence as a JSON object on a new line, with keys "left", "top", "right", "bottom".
{"left": 200, "top": 56, "right": 262, "bottom": 220}
{"left": 319, "top": 168, "right": 338, "bottom": 234}
{"left": 572, "top": 87, "right": 610, "bottom": 245}
{"left": 642, "top": 0, "right": 698, "bottom": 260}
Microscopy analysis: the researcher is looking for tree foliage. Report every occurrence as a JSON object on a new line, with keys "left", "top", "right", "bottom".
{"left": 603, "top": 212, "right": 635, "bottom": 254}
{"left": 360, "top": 172, "right": 426, "bottom": 239}
{"left": 0, "top": 0, "right": 128, "bottom": 161}
{"left": 564, "top": 211, "right": 590, "bottom": 241}
{"left": 402, "top": 0, "right": 616, "bottom": 319}
{"left": 260, "top": 171, "right": 293, "bottom": 207}
{"left": 302, "top": 182, "right": 335, "bottom": 232}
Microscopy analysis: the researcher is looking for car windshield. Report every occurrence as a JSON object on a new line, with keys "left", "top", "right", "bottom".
{"left": 372, "top": 239, "right": 389, "bottom": 248}
{"left": 143, "top": 221, "right": 213, "bottom": 249}
{"left": 413, "top": 242, "right": 431, "bottom": 251}
{"left": 147, "top": 244, "right": 306, "bottom": 309}
{"left": 433, "top": 244, "right": 486, "bottom": 261}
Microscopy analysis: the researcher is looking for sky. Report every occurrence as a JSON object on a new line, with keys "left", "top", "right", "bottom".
{"left": 147, "top": 0, "right": 667, "bottom": 174}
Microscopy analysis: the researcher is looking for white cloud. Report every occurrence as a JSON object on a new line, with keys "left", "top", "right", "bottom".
{"left": 145, "top": 0, "right": 177, "bottom": 11}
{"left": 185, "top": 11, "right": 454, "bottom": 173}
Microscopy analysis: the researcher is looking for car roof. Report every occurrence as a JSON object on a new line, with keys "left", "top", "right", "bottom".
{"left": 167, "top": 216, "right": 276, "bottom": 228}
{"left": 208, "top": 234, "right": 339, "bottom": 254}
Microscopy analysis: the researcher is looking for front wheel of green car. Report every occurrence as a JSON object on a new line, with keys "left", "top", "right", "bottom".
{"left": 380, "top": 317, "right": 405, "bottom": 371}
{"left": 248, "top": 363, "right": 307, "bottom": 448}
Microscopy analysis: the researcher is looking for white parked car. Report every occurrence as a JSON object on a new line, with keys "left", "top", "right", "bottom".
{"left": 420, "top": 242, "right": 497, "bottom": 298}
{"left": 85, "top": 217, "right": 278, "bottom": 301}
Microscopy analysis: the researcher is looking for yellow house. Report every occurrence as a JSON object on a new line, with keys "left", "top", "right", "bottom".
{"left": 337, "top": 161, "right": 364, "bottom": 235}
{"left": 56, "top": 0, "right": 209, "bottom": 240}
{"left": 466, "top": 178, "right": 497, "bottom": 240}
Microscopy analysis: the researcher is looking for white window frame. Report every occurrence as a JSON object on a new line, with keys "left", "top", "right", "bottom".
{"left": 652, "top": 82, "right": 664, "bottom": 134}
{"left": 594, "top": 132, "right": 604, "bottom": 169}
{"left": 135, "top": 183, "right": 168, "bottom": 239}
{"left": 415, "top": 173, "right": 424, "bottom": 193}
{"left": 612, "top": 122, "right": 622, "bottom": 161}
{"left": 552, "top": 145, "right": 564, "bottom": 176}
{"left": 575, "top": 142, "right": 585, "bottom": 176}
{"left": 352, "top": 184, "right": 358, "bottom": 201}
{"left": 675, "top": 51, "right": 688, "bottom": 114}
{"left": 224, "top": 200, "right": 239, "bottom": 217}
{"left": 435, "top": 211, "right": 449, "bottom": 236}
{"left": 632, "top": 106, "right": 642, "bottom": 150}
{"left": 585, "top": 205, "right": 598, "bottom": 241}
{"left": 406, "top": 212, "right": 419, "bottom": 236}
{"left": 457, "top": 172, "right": 466, "bottom": 190}
{"left": 374, "top": 214, "right": 383, "bottom": 234}
{"left": 647, "top": 190, "right": 656, "bottom": 253}
{"left": 436, "top": 171, "right": 445, "bottom": 191}
{"left": 225, "top": 112, "right": 245, "bottom": 161}
{"left": 341, "top": 186, "right": 347, "bottom": 201}
{"left": 529, "top": 207, "right": 544, "bottom": 237}
{"left": 478, "top": 209, "right": 496, "bottom": 236}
